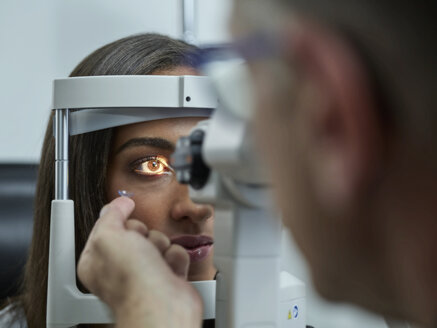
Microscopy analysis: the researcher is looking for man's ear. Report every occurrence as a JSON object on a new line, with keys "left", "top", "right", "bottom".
{"left": 285, "top": 20, "right": 385, "bottom": 212}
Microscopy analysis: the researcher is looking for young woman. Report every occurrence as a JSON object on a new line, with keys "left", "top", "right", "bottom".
{"left": 0, "top": 33, "right": 216, "bottom": 327}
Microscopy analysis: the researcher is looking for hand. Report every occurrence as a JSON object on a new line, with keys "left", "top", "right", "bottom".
{"left": 77, "top": 197, "right": 203, "bottom": 328}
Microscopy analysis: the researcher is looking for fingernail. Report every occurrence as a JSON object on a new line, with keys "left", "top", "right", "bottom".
{"left": 118, "top": 190, "right": 134, "bottom": 198}
{"left": 99, "top": 204, "right": 110, "bottom": 217}
{"left": 113, "top": 196, "right": 135, "bottom": 218}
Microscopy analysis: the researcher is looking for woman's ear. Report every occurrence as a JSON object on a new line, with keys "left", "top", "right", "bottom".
{"left": 286, "top": 19, "right": 385, "bottom": 213}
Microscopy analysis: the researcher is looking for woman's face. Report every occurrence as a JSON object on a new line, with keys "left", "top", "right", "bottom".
{"left": 106, "top": 69, "right": 216, "bottom": 281}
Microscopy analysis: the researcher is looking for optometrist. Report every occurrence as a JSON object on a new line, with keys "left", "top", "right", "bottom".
{"left": 78, "top": 0, "right": 437, "bottom": 327}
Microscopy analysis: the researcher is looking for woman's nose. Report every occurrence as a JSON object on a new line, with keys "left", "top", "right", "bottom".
{"left": 170, "top": 187, "right": 213, "bottom": 223}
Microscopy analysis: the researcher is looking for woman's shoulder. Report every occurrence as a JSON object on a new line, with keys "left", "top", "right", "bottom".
{"left": 0, "top": 304, "right": 27, "bottom": 328}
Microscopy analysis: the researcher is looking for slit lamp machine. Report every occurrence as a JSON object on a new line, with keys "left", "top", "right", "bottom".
{"left": 47, "top": 63, "right": 306, "bottom": 327}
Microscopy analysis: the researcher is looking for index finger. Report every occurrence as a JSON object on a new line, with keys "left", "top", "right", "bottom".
{"left": 97, "top": 196, "right": 136, "bottom": 230}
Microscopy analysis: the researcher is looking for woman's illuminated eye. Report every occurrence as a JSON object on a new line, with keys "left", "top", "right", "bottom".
{"left": 133, "top": 155, "right": 174, "bottom": 177}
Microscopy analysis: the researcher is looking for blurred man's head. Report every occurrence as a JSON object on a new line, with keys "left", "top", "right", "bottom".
{"left": 231, "top": 0, "right": 437, "bottom": 326}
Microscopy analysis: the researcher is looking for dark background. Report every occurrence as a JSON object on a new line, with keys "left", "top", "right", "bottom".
{"left": 0, "top": 164, "right": 37, "bottom": 302}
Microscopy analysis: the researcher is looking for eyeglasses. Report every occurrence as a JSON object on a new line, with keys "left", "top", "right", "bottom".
{"left": 185, "top": 31, "right": 283, "bottom": 69}
{"left": 187, "top": 28, "right": 394, "bottom": 131}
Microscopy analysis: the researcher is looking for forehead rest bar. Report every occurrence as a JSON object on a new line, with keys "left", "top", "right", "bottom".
{"left": 68, "top": 107, "right": 212, "bottom": 135}
{"left": 52, "top": 75, "right": 217, "bottom": 135}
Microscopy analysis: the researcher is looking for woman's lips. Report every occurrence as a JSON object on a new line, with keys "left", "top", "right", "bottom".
{"left": 170, "top": 235, "right": 213, "bottom": 263}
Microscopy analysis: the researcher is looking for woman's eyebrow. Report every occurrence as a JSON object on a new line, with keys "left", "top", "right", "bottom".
{"left": 115, "top": 137, "right": 175, "bottom": 155}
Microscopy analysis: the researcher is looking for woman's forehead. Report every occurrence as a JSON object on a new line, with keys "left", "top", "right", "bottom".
{"left": 113, "top": 117, "right": 205, "bottom": 145}
{"left": 151, "top": 65, "right": 199, "bottom": 76}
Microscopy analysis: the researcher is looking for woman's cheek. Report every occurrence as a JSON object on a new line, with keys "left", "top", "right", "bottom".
{"left": 130, "top": 190, "right": 172, "bottom": 231}
{"left": 205, "top": 214, "right": 214, "bottom": 234}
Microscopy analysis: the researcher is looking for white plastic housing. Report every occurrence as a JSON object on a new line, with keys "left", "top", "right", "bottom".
{"left": 52, "top": 75, "right": 217, "bottom": 135}
{"left": 279, "top": 272, "right": 306, "bottom": 327}
{"left": 47, "top": 200, "right": 112, "bottom": 327}
{"left": 52, "top": 75, "right": 217, "bottom": 110}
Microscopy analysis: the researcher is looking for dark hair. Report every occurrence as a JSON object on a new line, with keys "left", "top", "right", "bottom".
{"left": 14, "top": 33, "right": 198, "bottom": 328}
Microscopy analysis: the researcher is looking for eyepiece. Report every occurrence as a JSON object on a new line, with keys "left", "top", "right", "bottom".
{"left": 172, "top": 129, "right": 210, "bottom": 190}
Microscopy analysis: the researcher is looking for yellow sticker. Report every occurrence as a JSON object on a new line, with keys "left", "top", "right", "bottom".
{"left": 288, "top": 310, "right": 292, "bottom": 320}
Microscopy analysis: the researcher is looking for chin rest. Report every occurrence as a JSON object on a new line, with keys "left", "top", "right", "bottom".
{"left": 0, "top": 164, "right": 37, "bottom": 301}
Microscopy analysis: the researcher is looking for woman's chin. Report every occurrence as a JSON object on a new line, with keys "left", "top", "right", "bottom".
{"left": 187, "top": 262, "right": 217, "bottom": 281}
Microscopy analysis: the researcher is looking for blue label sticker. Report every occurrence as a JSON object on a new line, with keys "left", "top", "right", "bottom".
{"left": 293, "top": 305, "right": 299, "bottom": 319}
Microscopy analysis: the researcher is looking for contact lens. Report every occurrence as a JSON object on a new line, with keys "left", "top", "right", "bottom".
{"left": 118, "top": 190, "right": 134, "bottom": 198}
